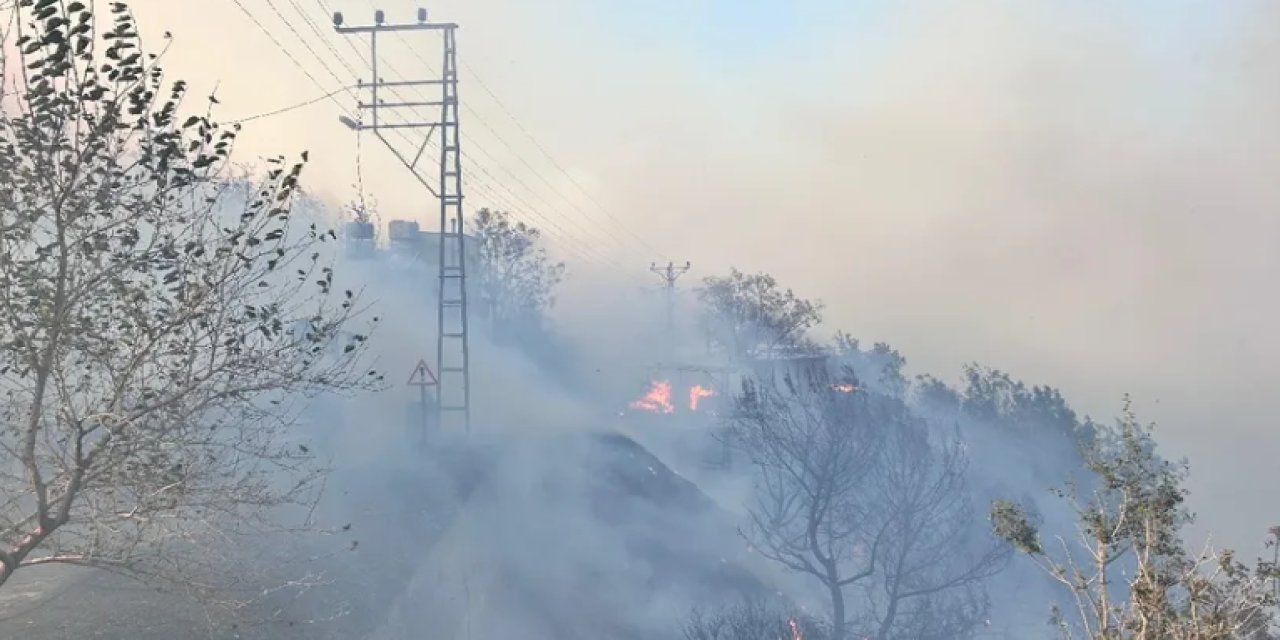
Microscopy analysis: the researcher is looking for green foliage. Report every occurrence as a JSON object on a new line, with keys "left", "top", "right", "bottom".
{"left": 989, "top": 398, "right": 1278, "bottom": 639}
{"left": 959, "top": 364, "right": 1096, "bottom": 446}
{"left": 698, "top": 269, "right": 823, "bottom": 361}
{"left": 989, "top": 499, "right": 1042, "bottom": 555}
{"left": 473, "top": 208, "right": 565, "bottom": 331}
{"left": 912, "top": 374, "right": 962, "bottom": 413}
{"left": 831, "top": 332, "right": 908, "bottom": 397}
{"left": 0, "top": 0, "right": 377, "bottom": 594}
{"left": 831, "top": 338, "right": 1090, "bottom": 448}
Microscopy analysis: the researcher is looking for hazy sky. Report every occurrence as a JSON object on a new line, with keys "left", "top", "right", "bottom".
{"left": 11, "top": 0, "right": 1277, "bottom": 549}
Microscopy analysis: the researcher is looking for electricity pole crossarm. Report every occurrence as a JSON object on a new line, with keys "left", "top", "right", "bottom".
{"left": 333, "top": 21, "right": 458, "bottom": 32}
{"left": 334, "top": 8, "right": 472, "bottom": 435}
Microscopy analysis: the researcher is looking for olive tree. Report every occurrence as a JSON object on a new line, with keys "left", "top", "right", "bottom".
{"left": 0, "top": 0, "right": 377, "bottom": 595}
{"left": 991, "top": 398, "right": 1278, "bottom": 639}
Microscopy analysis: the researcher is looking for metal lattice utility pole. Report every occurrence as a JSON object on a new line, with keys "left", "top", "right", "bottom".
{"left": 649, "top": 261, "right": 691, "bottom": 330}
{"left": 334, "top": 8, "right": 471, "bottom": 434}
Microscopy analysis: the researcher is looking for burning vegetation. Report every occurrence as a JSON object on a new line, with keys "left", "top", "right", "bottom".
{"left": 788, "top": 617, "right": 803, "bottom": 640}
{"left": 627, "top": 374, "right": 852, "bottom": 418}
{"left": 628, "top": 380, "right": 718, "bottom": 414}
{"left": 629, "top": 380, "right": 675, "bottom": 413}
{"left": 688, "top": 385, "right": 715, "bottom": 411}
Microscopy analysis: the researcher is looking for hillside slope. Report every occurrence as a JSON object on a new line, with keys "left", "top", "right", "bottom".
{"left": 0, "top": 430, "right": 768, "bottom": 639}
{"left": 371, "top": 430, "right": 772, "bottom": 639}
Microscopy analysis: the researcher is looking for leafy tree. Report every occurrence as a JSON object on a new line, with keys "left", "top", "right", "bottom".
{"left": 730, "top": 368, "right": 1008, "bottom": 639}
{"left": 0, "top": 0, "right": 377, "bottom": 594}
{"left": 911, "top": 374, "right": 961, "bottom": 414}
{"left": 831, "top": 332, "right": 907, "bottom": 398}
{"left": 959, "top": 364, "right": 1096, "bottom": 446}
{"left": 990, "top": 398, "right": 1278, "bottom": 639}
{"left": 698, "top": 269, "right": 823, "bottom": 362}
{"left": 472, "top": 208, "right": 565, "bottom": 336}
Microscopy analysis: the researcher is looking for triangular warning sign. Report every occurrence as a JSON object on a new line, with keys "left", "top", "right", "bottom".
{"left": 408, "top": 359, "right": 438, "bottom": 386}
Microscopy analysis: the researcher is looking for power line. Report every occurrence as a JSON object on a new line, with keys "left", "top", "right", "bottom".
{"left": 235, "top": 1, "right": 649, "bottom": 284}
{"left": 456, "top": 140, "right": 641, "bottom": 271}
{"left": 313, "top": 5, "right": 649, "bottom": 268}
{"left": 361, "top": 9, "right": 658, "bottom": 264}
{"left": 283, "top": 0, "right": 363, "bottom": 77}
{"left": 227, "top": 85, "right": 353, "bottom": 124}
{"left": 263, "top": 0, "right": 344, "bottom": 78}
{"left": 314, "top": 0, "right": 370, "bottom": 66}
{"left": 460, "top": 59, "right": 672, "bottom": 262}
{"left": 302, "top": 6, "right": 642, "bottom": 274}
{"left": 442, "top": 75, "right": 651, "bottom": 258}
{"left": 381, "top": 32, "right": 663, "bottom": 262}
{"left": 226, "top": 0, "right": 353, "bottom": 116}
{"left": 460, "top": 161, "right": 642, "bottom": 276}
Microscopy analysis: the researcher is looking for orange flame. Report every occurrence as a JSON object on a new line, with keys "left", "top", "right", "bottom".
{"left": 830, "top": 383, "right": 857, "bottom": 393}
{"left": 629, "top": 380, "right": 674, "bottom": 414}
{"left": 688, "top": 385, "right": 715, "bottom": 411}
{"left": 788, "top": 618, "right": 803, "bottom": 640}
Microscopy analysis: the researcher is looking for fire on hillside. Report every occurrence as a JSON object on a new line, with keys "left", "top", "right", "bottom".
{"left": 629, "top": 380, "right": 675, "bottom": 414}
{"left": 628, "top": 380, "right": 718, "bottom": 415}
{"left": 625, "top": 378, "right": 855, "bottom": 416}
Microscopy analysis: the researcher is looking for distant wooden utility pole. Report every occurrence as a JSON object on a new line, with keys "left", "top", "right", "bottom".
{"left": 650, "top": 261, "right": 691, "bottom": 330}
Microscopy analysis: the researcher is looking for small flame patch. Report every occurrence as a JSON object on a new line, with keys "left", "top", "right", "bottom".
{"left": 688, "top": 385, "right": 715, "bottom": 411}
{"left": 629, "top": 380, "right": 674, "bottom": 414}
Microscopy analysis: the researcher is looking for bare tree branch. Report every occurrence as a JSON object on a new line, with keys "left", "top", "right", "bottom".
{"left": 730, "top": 367, "right": 1006, "bottom": 639}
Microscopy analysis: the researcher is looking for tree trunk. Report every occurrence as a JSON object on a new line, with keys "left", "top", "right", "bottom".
{"left": 828, "top": 580, "right": 846, "bottom": 640}
{"left": 875, "top": 591, "right": 900, "bottom": 640}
